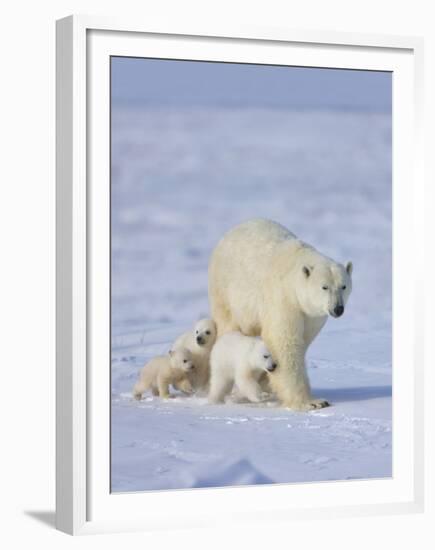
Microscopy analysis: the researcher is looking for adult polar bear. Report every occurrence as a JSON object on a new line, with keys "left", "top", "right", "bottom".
{"left": 208, "top": 219, "right": 353, "bottom": 410}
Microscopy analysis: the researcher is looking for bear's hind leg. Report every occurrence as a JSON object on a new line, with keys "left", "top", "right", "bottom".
{"left": 210, "top": 297, "right": 240, "bottom": 337}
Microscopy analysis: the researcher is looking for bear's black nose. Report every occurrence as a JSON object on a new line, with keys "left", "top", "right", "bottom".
{"left": 196, "top": 336, "right": 204, "bottom": 345}
{"left": 267, "top": 363, "right": 277, "bottom": 372}
{"left": 333, "top": 305, "right": 344, "bottom": 317}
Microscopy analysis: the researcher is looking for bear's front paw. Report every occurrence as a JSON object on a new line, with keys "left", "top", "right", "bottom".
{"left": 260, "top": 391, "right": 272, "bottom": 401}
{"left": 247, "top": 395, "right": 262, "bottom": 404}
{"left": 284, "top": 398, "right": 330, "bottom": 411}
{"left": 308, "top": 398, "right": 330, "bottom": 410}
{"left": 208, "top": 396, "right": 224, "bottom": 405}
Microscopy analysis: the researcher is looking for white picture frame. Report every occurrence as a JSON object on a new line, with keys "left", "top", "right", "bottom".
{"left": 56, "top": 14, "right": 425, "bottom": 535}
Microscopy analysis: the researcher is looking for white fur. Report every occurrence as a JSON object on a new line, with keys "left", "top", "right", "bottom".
{"left": 208, "top": 332, "right": 277, "bottom": 404}
{"left": 208, "top": 218, "right": 353, "bottom": 410}
{"left": 133, "top": 348, "right": 195, "bottom": 400}
{"left": 172, "top": 318, "right": 217, "bottom": 392}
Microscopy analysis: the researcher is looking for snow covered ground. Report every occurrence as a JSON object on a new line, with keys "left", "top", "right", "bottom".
{"left": 111, "top": 106, "right": 392, "bottom": 492}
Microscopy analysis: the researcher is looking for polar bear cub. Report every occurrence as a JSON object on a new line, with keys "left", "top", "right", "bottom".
{"left": 172, "top": 318, "right": 217, "bottom": 392}
{"left": 208, "top": 331, "right": 277, "bottom": 404}
{"left": 133, "top": 348, "right": 195, "bottom": 400}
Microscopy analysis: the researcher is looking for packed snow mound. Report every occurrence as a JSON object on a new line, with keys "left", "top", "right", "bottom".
{"left": 184, "top": 458, "right": 273, "bottom": 488}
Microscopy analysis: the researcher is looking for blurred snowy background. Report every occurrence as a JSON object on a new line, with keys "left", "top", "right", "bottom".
{"left": 110, "top": 58, "right": 392, "bottom": 492}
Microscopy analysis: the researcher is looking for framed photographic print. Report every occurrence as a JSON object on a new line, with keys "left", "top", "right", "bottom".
{"left": 56, "top": 15, "right": 425, "bottom": 535}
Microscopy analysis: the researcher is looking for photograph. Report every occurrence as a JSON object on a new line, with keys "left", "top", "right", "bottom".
{"left": 110, "top": 57, "right": 392, "bottom": 493}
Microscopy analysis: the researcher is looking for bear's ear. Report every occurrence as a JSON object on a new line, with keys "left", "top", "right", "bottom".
{"left": 302, "top": 266, "right": 311, "bottom": 278}
{"left": 345, "top": 261, "right": 353, "bottom": 276}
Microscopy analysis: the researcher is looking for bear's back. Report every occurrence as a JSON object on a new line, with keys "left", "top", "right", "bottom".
{"left": 222, "top": 218, "right": 296, "bottom": 248}
{"left": 209, "top": 219, "right": 298, "bottom": 291}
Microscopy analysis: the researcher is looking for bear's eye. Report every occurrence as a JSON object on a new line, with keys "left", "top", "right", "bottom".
{"left": 322, "top": 285, "right": 329, "bottom": 290}
{"left": 263, "top": 354, "right": 269, "bottom": 359}
{"left": 342, "top": 285, "right": 347, "bottom": 290}
{"left": 196, "top": 330, "right": 199, "bottom": 334}
{"left": 183, "top": 359, "right": 187, "bottom": 363}
{"left": 205, "top": 330, "right": 210, "bottom": 335}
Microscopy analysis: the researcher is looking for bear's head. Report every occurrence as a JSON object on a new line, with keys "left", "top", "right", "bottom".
{"left": 297, "top": 260, "right": 353, "bottom": 318}
{"left": 169, "top": 348, "right": 195, "bottom": 372}
{"left": 249, "top": 339, "right": 278, "bottom": 373}
{"left": 194, "top": 318, "right": 217, "bottom": 348}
